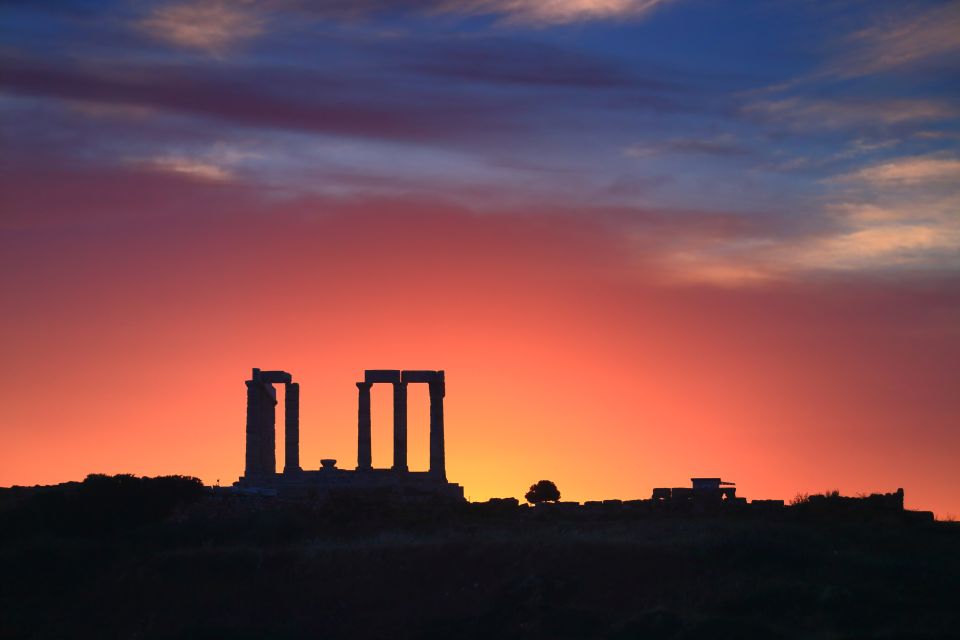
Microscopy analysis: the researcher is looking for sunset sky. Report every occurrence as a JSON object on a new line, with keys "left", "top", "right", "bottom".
{"left": 1, "top": 1, "right": 958, "bottom": 516}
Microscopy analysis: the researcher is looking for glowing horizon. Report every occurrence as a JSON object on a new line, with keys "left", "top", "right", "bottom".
{"left": 1, "top": 1, "right": 958, "bottom": 517}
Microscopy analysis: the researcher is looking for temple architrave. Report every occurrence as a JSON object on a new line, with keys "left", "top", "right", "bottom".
{"left": 236, "top": 368, "right": 464, "bottom": 501}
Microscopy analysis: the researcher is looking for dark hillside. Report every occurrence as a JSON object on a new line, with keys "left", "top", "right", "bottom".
{"left": 1, "top": 479, "right": 957, "bottom": 640}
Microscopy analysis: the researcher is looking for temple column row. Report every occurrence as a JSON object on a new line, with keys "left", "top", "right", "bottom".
{"left": 354, "top": 375, "right": 445, "bottom": 480}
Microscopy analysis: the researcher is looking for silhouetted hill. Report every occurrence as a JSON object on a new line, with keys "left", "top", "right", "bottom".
{"left": 1, "top": 477, "right": 957, "bottom": 640}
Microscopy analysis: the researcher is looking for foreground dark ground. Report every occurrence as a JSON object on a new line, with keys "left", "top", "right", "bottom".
{"left": 2, "top": 477, "right": 958, "bottom": 640}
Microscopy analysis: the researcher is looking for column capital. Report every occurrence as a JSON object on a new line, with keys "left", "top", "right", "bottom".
{"left": 356, "top": 381, "right": 372, "bottom": 391}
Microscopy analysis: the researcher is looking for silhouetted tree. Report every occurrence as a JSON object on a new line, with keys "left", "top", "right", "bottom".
{"left": 525, "top": 480, "right": 560, "bottom": 504}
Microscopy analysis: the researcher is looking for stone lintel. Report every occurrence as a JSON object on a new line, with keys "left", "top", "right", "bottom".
{"left": 257, "top": 370, "right": 293, "bottom": 384}
{"left": 365, "top": 369, "right": 401, "bottom": 384}
{"left": 401, "top": 370, "right": 443, "bottom": 384}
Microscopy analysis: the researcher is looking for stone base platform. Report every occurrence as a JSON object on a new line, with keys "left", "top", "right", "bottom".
{"left": 234, "top": 467, "right": 465, "bottom": 502}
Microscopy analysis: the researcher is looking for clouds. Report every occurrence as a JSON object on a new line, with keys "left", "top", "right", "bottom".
{"left": 624, "top": 134, "right": 749, "bottom": 158}
{"left": 276, "top": 0, "right": 675, "bottom": 25}
{"left": 659, "top": 149, "right": 960, "bottom": 283}
{"left": 128, "top": 0, "right": 676, "bottom": 48}
{"left": 742, "top": 97, "right": 956, "bottom": 131}
{"left": 830, "top": 2, "right": 960, "bottom": 77}
{"left": 124, "top": 144, "right": 264, "bottom": 183}
{"left": 833, "top": 155, "right": 960, "bottom": 185}
{"left": 140, "top": 155, "right": 233, "bottom": 181}
{"left": 0, "top": 54, "right": 526, "bottom": 144}
{"left": 808, "top": 153, "right": 960, "bottom": 271}
{"left": 1, "top": 0, "right": 958, "bottom": 287}
{"left": 793, "top": 223, "right": 957, "bottom": 272}
{"left": 139, "top": 1, "right": 264, "bottom": 52}
{"left": 459, "top": 0, "right": 671, "bottom": 24}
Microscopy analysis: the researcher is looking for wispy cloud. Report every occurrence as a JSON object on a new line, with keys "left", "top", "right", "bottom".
{"left": 127, "top": 144, "right": 260, "bottom": 182}
{"left": 145, "top": 156, "right": 233, "bottom": 181}
{"left": 832, "top": 154, "right": 960, "bottom": 186}
{"left": 829, "top": 2, "right": 960, "bottom": 77}
{"left": 139, "top": 1, "right": 263, "bottom": 52}
{"left": 461, "top": 0, "right": 672, "bottom": 24}
{"left": 624, "top": 134, "right": 748, "bottom": 158}
{"left": 657, "top": 151, "right": 960, "bottom": 283}
{"left": 743, "top": 97, "right": 956, "bottom": 130}
{"left": 0, "top": 55, "right": 525, "bottom": 144}
{"left": 789, "top": 221, "right": 959, "bottom": 272}
{"left": 161, "top": 0, "right": 675, "bottom": 28}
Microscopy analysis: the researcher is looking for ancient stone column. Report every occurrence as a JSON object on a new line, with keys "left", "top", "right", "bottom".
{"left": 429, "top": 378, "right": 446, "bottom": 480}
{"left": 261, "top": 382, "right": 277, "bottom": 475}
{"left": 244, "top": 379, "right": 261, "bottom": 477}
{"left": 357, "top": 382, "right": 372, "bottom": 470}
{"left": 283, "top": 382, "right": 300, "bottom": 474}
{"left": 393, "top": 381, "right": 408, "bottom": 472}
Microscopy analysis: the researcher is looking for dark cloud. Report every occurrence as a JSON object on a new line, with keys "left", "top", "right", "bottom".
{"left": 661, "top": 137, "right": 750, "bottom": 156}
{"left": 0, "top": 0, "right": 714, "bottom": 156}
{"left": 0, "top": 54, "right": 527, "bottom": 143}
{"left": 0, "top": 27, "right": 700, "bottom": 149}
{"left": 384, "top": 37, "right": 678, "bottom": 90}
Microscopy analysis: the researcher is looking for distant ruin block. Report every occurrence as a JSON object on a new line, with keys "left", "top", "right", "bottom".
{"left": 691, "top": 478, "right": 735, "bottom": 491}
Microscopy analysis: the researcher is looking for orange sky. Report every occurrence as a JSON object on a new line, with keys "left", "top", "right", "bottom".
{"left": 2, "top": 197, "right": 957, "bottom": 517}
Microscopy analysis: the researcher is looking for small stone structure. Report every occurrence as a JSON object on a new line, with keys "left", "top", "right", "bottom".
{"left": 237, "top": 368, "right": 463, "bottom": 501}
{"left": 651, "top": 478, "right": 746, "bottom": 508}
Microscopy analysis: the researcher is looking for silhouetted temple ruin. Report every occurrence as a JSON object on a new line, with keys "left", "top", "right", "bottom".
{"left": 236, "top": 368, "right": 464, "bottom": 500}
